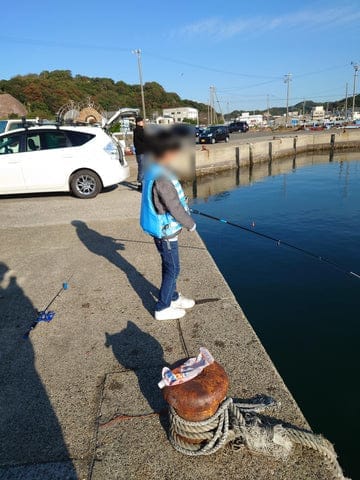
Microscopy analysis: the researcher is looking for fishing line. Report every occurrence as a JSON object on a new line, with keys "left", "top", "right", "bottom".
{"left": 190, "top": 209, "right": 360, "bottom": 280}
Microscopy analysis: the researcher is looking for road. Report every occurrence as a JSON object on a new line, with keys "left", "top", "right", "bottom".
{"left": 198, "top": 128, "right": 330, "bottom": 147}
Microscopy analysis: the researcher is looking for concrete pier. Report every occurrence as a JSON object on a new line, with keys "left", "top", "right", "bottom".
{"left": 192, "top": 129, "right": 360, "bottom": 176}
{"left": 0, "top": 158, "right": 342, "bottom": 479}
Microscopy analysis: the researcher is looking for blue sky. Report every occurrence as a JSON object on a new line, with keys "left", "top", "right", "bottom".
{"left": 1, "top": 0, "right": 359, "bottom": 110}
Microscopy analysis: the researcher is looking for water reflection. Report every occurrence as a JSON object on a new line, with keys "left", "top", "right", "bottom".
{"left": 184, "top": 151, "right": 357, "bottom": 201}
{"left": 186, "top": 153, "right": 360, "bottom": 477}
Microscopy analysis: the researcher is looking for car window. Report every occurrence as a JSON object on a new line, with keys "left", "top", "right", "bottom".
{"left": 0, "top": 133, "right": 23, "bottom": 155}
{"left": 0, "top": 121, "right": 7, "bottom": 134}
{"left": 65, "top": 130, "right": 95, "bottom": 146}
{"left": 8, "top": 122, "right": 24, "bottom": 131}
{"left": 26, "top": 133, "right": 42, "bottom": 152}
{"left": 42, "top": 131, "right": 70, "bottom": 149}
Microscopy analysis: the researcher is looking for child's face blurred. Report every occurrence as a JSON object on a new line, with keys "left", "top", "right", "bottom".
{"left": 157, "top": 149, "right": 179, "bottom": 165}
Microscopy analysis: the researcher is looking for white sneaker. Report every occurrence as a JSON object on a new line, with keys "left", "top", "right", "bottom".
{"left": 155, "top": 306, "right": 186, "bottom": 321}
{"left": 171, "top": 294, "right": 195, "bottom": 310}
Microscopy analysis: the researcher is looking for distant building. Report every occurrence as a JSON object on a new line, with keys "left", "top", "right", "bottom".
{"left": 237, "top": 112, "right": 264, "bottom": 126}
{"left": 0, "top": 93, "right": 27, "bottom": 118}
{"left": 162, "top": 107, "right": 198, "bottom": 123}
{"left": 312, "top": 106, "right": 325, "bottom": 121}
{"left": 155, "top": 116, "right": 174, "bottom": 125}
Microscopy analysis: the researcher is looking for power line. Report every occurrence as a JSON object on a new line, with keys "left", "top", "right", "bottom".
{"left": 217, "top": 65, "right": 349, "bottom": 93}
{"left": 0, "top": 34, "right": 351, "bottom": 94}
{"left": 0, "top": 35, "right": 132, "bottom": 53}
{"left": 293, "top": 64, "right": 348, "bottom": 79}
{"left": 143, "top": 52, "right": 280, "bottom": 80}
{"left": 222, "top": 93, "right": 345, "bottom": 103}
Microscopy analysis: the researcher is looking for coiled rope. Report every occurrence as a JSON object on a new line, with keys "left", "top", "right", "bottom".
{"left": 169, "top": 397, "right": 347, "bottom": 480}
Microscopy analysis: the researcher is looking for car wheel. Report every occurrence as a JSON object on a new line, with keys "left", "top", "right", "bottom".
{"left": 211, "top": 138, "right": 216, "bottom": 144}
{"left": 70, "top": 169, "right": 102, "bottom": 199}
{"left": 225, "top": 136, "right": 229, "bottom": 143}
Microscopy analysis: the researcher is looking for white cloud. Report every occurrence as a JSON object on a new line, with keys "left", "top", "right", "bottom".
{"left": 178, "top": 6, "right": 360, "bottom": 40}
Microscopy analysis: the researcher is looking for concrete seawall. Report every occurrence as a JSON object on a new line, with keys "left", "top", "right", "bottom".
{"left": 183, "top": 150, "right": 359, "bottom": 201}
{"left": 191, "top": 129, "right": 360, "bottom": 177}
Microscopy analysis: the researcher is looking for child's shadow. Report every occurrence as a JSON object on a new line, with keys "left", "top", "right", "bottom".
{"left": 72, "top": 220, "right": 157, "bottom": 314}
{"left": 105, "top": 321, "right": 169, "bottom": 413}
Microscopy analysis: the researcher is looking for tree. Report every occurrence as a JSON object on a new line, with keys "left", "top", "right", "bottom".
{"left": 0, "top": 71, "right": 211, "bottom": 119}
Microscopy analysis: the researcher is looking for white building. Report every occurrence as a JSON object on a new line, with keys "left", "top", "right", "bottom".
{"left": 162, "top": 107, "right": 198, "bottom": 124}
{"left": 312, "top": 106, "right": 325, "bottom": 121}
{"left": 155, "top": 116, "right": 174, "bottom": 125}
{"left": 237, "top": 112, "right": 264, "bottom": 126}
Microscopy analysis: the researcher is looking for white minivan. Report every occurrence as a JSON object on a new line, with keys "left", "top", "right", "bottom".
{"left": 0, "top": 125, "right": 130, "bottom": 198}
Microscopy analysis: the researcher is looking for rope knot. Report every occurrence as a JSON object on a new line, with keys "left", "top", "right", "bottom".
{"left": 168, "top": 396, "right": 347, "bottom": 479}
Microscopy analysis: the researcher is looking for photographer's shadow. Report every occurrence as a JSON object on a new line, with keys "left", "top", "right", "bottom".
{"left": 0, "top": 262, "right": 76, "bottom": 476}
{"left": 72, "top": 220, "right": 157, "bottom": 314}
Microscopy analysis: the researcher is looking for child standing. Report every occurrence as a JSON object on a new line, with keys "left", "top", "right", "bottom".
{"left": 140, "top": 130, "right": 196, "bottom": 321}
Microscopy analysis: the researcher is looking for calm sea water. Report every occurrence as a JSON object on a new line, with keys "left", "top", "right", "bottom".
{"left": 185, "top": 152, "right": 360, "bottom": 478}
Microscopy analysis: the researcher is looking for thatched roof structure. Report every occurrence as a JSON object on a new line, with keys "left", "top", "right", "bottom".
{"left": 0, "top": 94, "right": 27, "bottom": 118}
{"left": 76, "top": 106, "right": 102, "bottom": 124}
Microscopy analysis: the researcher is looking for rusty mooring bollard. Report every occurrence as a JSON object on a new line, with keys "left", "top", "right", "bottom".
{"left": 163, "top": 361, "right": 229, "bottom": 445}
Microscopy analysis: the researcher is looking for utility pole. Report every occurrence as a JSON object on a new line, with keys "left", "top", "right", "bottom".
{"left": 132, "top": 49, "right": 146, "bottom": 121}
{"left": 351, "top": 62, "right": 359, "bottom": 120}
{"left": 266, "top": 94, "right": 270, "bottom": 117}
{"left": 302, "top": 98, "right": 306, "bottom": 117}
{"left": 344, "top": 82, "right": 348, "bottom": 120}
{"left": 284, "top": 73, "right": 292, "bottom": 127}
{"left": 209, "top": 86, "right": 217, "bottom": 124}
{"left": 214, "top": 88, "right": 224, "bottom": 123}
{"left": 208, "top": 87, "right": 212, "bottom": 125}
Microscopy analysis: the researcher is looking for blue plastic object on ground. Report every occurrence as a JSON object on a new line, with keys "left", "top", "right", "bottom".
{"left": 36, "top": 311, "right": 56, "bottom": 323}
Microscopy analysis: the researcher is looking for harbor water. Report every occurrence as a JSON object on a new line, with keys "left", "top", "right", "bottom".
{"left": 185, "top": 152, "right": 360, "bottom": 478}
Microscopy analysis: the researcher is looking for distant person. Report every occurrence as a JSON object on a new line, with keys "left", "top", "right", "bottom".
{"left": 140, "top": 129, "right": 196, "bottom": 321}
{"left": 133, "top": 116, "right": 149, "bottom": 191}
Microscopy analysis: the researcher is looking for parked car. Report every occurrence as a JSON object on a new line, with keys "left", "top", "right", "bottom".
{"left": 195, "top": 126, "right": 204, "bottom": 143}
{"left": 228, "top": 121, "right": 249, "bottom": 133}
{"left": 199, "top": 125, "right": 229, "bottom": 144}
{"left": 195, "top": 126, "right": 203, "bottom": 137}
{"left": 0, "top": 118, "right": 38, "bottom": 134}
{"left": 0, "top": 125, "right": 129, "bottom": 198}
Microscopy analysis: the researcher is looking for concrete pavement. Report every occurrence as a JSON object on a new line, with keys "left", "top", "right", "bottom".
{"left": 0, "top": 160, "right": 336, "bottom": 479}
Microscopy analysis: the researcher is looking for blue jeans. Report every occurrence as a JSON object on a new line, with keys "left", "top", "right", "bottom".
{"left": 136, "top": 154, "right": 147, "bottom": 183}
{"left": 154, "top": 238, "right": 180, "bottom": 311}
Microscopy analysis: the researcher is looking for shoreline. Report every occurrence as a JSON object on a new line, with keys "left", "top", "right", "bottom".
{"left": 187, "top": 129, "right": 360, "bottom": 178}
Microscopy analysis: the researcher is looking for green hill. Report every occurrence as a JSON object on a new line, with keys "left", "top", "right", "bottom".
{"left": 2, "top": 70, "right": 358, "bottom": 122}
{"left": 0, "top": 70, "right": 209, "bottom": 119}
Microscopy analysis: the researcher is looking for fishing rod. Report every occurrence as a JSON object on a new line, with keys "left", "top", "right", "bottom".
{"left": 23, "top": 277, "right": 72, "bottom": 339}
{"left": 190, "top": 209, "right": 360, "bottom": 280}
